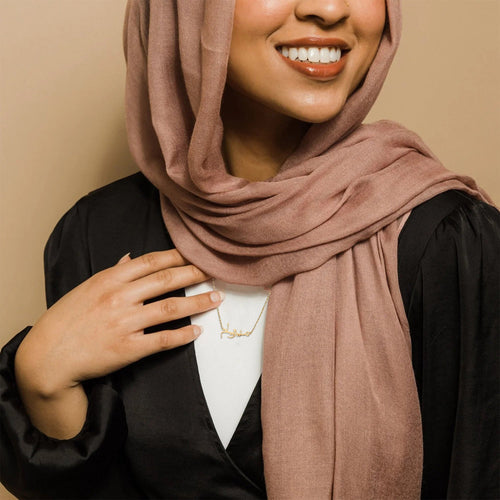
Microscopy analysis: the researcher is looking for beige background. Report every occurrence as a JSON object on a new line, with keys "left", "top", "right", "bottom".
{"left": 0, "top": 1, "right": 499, "bottom": 498}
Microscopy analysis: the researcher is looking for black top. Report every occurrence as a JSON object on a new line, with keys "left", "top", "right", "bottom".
{"left": 0, "top": 173, "right": 498, "bottom": 499}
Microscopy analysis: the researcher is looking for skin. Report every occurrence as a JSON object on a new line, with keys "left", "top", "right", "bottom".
{"left": 222, "top": 0, "right": 386, "bottom": 180}
{"left": 15, "top": 251, "right": 225, "bottom": 438}
{"left": 15, "top": 0, "right": 386, "bottom": 440}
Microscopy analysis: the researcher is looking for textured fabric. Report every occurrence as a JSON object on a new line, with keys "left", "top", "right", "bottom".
{"left": 0, "top": 174, "right": 498, "bottom": 499}
{"left": 123, "top": 1, "right": 493, "bottom": 498}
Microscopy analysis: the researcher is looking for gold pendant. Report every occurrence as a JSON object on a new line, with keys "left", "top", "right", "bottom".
{"left": 220, "top": 323, "right": 252, "bottom": 339}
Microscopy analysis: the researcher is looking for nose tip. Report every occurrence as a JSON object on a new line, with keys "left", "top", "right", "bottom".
{"left": 295, "top": 0, "right": 350, "bottom": 27}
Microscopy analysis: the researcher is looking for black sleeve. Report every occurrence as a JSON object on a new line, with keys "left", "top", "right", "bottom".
{"left": 400, "top": 192, "right": 500, "bottom": 499}
{"left": 0, "top": 200, "right": 140, "bottom": 499}
{"left": 43, "top": 198, "right": 93, "bottom": 308}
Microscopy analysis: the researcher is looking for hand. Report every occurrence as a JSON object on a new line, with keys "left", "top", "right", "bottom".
{"left": 15, "top": 249, "right": 223, "bottom": 396}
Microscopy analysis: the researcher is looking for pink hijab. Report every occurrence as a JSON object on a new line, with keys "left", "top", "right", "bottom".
{"left": 123, "top": 1, "right": 491, "bottom": 497}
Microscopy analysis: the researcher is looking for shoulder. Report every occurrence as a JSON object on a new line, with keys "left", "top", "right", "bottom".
{"left": 400, "top": 189, "right": 499, "bottom": 247}
{"left": 398, "top": 190, "right": 500, "bottom": 312}
{"left": 50, "top": 172, "right": 158, "bottom": 234}
{"left": 45, "top": 172, "right": 170, "bottom": 278}
{"left": 67, "top": 171, "right": 164, "bottom": 246}
{"left": 76, "top": 171, "right": 158, "bottom": 217}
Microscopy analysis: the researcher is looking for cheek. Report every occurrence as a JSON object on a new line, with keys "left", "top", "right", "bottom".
{"left": 232, "top": 0, "right": 290, "bottom": 36}
{"left": 228, "top": 0, "right": 290, "bottom": 92}
{"left": 351, "top": 0, "right": 386, "bottom": 73}
{"left": 357, "top": 0, "right": 387, "bottom": 43}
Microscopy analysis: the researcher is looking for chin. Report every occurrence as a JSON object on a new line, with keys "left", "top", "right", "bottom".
{"left": 272, "top": 93, "right": 349, "bottom": 124}
{"left": 282, "top": 104, "right": 346, "bottom": 124}
{"left": 302, "top": 112, "right": 341, "bottom": 124}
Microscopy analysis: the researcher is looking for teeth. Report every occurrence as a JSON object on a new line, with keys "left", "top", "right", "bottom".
{"left": 319, "top": 47, "right": 330, "bottom": 63}
{"left": 279, "top": 46, "right": 342, "bottom": 64}
{"left": 330, "top": 47, "right": 341, "bottom": 63}
{"left": 307, "top": 47, "right": 320, "bottom": 63}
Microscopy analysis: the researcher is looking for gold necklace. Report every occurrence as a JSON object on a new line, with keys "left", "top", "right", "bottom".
{"left": 211, "top": 279, "right": 271, "bottom": 339}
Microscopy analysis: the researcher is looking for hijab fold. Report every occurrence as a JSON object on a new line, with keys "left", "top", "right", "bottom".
{"left": 124, "top": 1, "right": 491, "bottom": 497}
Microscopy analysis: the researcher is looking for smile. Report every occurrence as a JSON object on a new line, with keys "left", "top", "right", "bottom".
{"left": 277, "top": 46, "right": 343, "bottom": 64}
{"left": 275, "top": 45, "right": 348, "bottom": 80}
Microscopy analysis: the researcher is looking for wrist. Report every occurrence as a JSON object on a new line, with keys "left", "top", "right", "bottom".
{"left": 14, "top": 339, "right": 78, "bottom": 399}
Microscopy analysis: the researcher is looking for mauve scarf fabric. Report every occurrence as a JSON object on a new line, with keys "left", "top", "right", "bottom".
{"left": 123, "top": 1, "right": 491, "bottom": 497}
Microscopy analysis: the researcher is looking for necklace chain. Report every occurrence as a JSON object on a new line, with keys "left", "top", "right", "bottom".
{"left": 211, "top": 279, "right": 270, "bottom": 339}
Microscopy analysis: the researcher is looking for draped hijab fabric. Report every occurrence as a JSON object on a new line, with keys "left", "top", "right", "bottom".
{"left": 123, "top": 1, "right": 491, "bottom": 497}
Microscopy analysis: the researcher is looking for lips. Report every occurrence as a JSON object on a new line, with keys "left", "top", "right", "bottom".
{"left": 275, "top": 37, "right": 350, "bottom": 79}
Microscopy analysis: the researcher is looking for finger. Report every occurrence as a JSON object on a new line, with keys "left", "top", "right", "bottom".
{"left": 112, "top": 249, "right": 190, "bottom": 282}
{"left": 116, "top": 252, "right": 131, "bottom": 264}
{"left": 134, "top": 324, "right": 204, "bottom": 359}
{"left": 132, "top": 291, "right": 224, "bottom": 332}
{"left": 126, "top": 264, "right": 210, "bottom": 303}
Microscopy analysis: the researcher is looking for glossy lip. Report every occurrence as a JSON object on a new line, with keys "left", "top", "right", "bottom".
{"left": 275, "top": 37, "right": 350, "bottom": 80}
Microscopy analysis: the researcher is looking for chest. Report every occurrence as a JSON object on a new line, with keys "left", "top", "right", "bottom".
{"left": 113, "top": 330, "right": 266, "bottom": 499}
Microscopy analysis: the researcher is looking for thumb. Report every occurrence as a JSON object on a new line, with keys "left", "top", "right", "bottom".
{"left": 117, "top": 252, "right": 132, "bottom": 264}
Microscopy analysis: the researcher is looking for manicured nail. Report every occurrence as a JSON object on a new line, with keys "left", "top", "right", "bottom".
{"left": 193, "top": 325, "right": 203, "bottom": 337}
{"left": 210, "top": 291, "right": 224, "bottom": 302}
{"left": 117, "top": 252, "right": 131, "bottom": 263}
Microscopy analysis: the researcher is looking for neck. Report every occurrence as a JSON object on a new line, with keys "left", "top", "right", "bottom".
{"left": 220, "top": 86, "right": 309, "bottom": 182}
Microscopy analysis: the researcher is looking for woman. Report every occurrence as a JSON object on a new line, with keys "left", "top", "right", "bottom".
{"left": 1, "top": 0, "right": 498, "bottom": 498}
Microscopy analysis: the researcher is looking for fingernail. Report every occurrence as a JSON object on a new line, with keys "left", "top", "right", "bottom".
{"left": 193, "top": 325, "right": 203, "bottom": 337}
{"left": 117, "top": 252, "right": 131, "bottom": 263}
{"left": 210, "top": 291, "right": 224, "bottom": 302}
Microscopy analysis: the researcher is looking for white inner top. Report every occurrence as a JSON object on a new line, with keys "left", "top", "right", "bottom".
{"left": 184, "top": 279, "right": 269, "bottom": 449}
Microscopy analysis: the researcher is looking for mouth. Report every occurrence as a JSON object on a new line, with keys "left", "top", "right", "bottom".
{"left": 276, "top": 46, "right": 347, "bottom": 64}
{"left": 275, "top": 37, "right": 350, "bottom": 79}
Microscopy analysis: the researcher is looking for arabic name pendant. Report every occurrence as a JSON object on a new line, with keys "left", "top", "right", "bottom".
{"left": 211, "top": 279, "right": 270, "bottom": 340}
